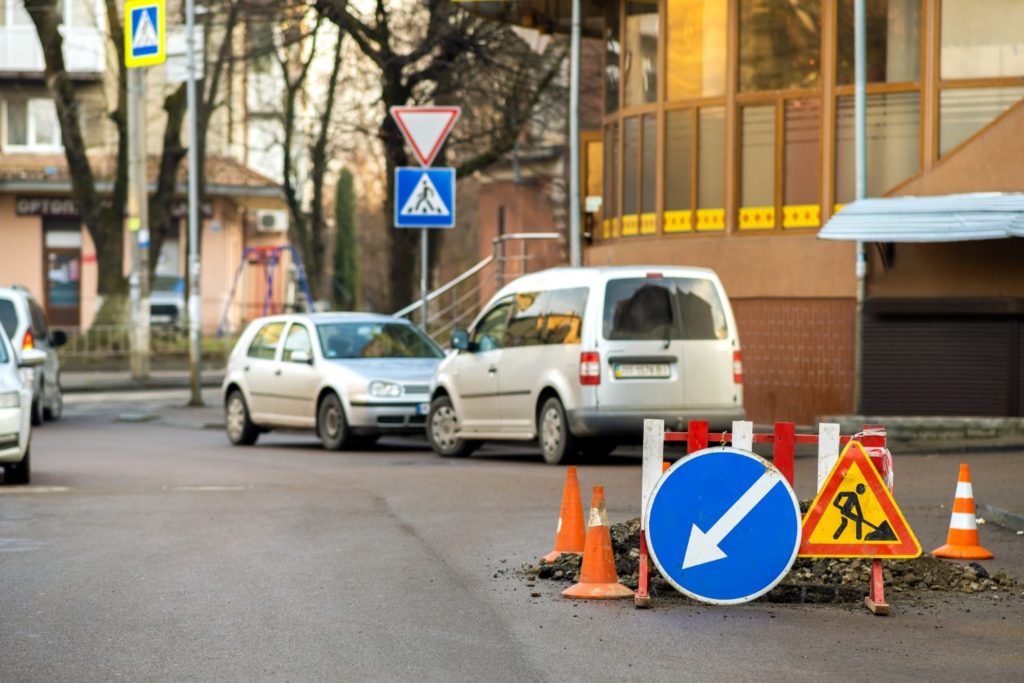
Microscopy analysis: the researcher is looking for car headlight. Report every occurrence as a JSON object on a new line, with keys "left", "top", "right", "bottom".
{"left": 0, "top": 391, "right": 20, "bottom": 409}
{"left": 368, "top": 381, "right": 402, "bottom": 398}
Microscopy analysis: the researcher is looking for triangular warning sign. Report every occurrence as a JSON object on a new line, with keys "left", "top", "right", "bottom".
{"left": 133, "top": 8, "right": 159, "bottom": 50}
{"left": 399, "top": 173, "right": 450, "bottom": 217}
{"left": 390, "top": 106, "right": 461, "bottom": 167}
{"left": 799, "top": 440, "right": 921, "bottom": 558}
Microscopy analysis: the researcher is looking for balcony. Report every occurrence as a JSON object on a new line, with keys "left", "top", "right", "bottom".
{"left": 1, "top": 1, "right": 106, "bottom": 77}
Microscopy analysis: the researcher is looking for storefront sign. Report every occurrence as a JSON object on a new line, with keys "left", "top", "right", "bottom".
{"left": 15, "top": 196, "right": 213, "bottom": 219}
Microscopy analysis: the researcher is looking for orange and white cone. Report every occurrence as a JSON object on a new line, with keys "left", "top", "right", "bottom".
{"left": 562, "top": 486, "right": 634, "bottom": 600}
{"left": 543, "top": 466, "right": 586, "bottom": 563}
{"left": 932, "top": 463, "right": 993, "bottom": 560}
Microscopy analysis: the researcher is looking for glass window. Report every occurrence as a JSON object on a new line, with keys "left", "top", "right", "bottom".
{"left": 941, "top": 0, "right": 1024, "bottom": 79}
{"left": 622, "top": 117, "right": 639, "bottom": 217}
{"left": 740, "top": 105, "right": 776, "bottom": 211}
{"left": 837, "top": 0, "right": 921, "bottom": 85}
{"left": 0, "top": 299, "right": 17, "bottom": 339}
{"left": 12, "top": 0, "right": 32, "bottom": 25}
{"left": 30, "top": 99, "right": 60, "bottom": 147}
{"left": 470, "top": 300, "right": 513, "bottom": 352}
{"left": 667, "top": 0, "right": 727, "bottom": 100}
{"left": 739, "top": 0, "right": 821, "bottom": 92}
{"left": 604, "top": 124, "right": 618, "bottom": 223}
{"left": 247, "top": 322, "right": 285, "bottom": 360}
{"left": 641, "top": 114, "right": 656, "bottom": 215}
{"left": 624, "top": 1, "right": 659, "bottom": 107}
{"left": 283, "top": 324, "right": 312, "bottom": 362}
{"left": 543, "top": 288, "right": 589, "bottom": 345}
{"left": 665, "top": 109, "right": 693, "bottom": 213}
{"left": 603, "top": 277, "right": 728, "bottom": 341}
{"left": 28, "top": 300, "right": 49, "bottom": 339}
{"left": 605, "top": 3, "right": 621, "bottom": 114}
{"left": 698, "top": 107, "right": 725, "bottom": 210}
{"left": 504, "top": 292, "right": 550, "bottom": 348}
{"left": 6, "top": 100, "right": 28, "bottom": 146}
{"left": 784, "top": 99, "right": 821, "bottom": 207}
{"left": 316, "top": 322, "right": 443, "bottom": 359}
{"left": 940, "top": 86, "right": 1024, "bottom": 156}
{"left": 835, "top": 92, "right": 920, "bottom": 203}
{"left": 0, "top": 334, "right": 8, "bottom": 365}
{"left": 0, "top": 0, "right": 6, "bottom": 27}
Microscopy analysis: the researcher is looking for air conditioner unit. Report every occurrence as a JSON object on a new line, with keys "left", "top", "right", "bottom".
{"left": 255, "top": 209, "right": 289, "bottom": 233}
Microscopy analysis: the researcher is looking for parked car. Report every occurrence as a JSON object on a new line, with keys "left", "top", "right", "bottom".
{"left": 0, "top": 286, "right": 67, "bottom": 425}
{"left": 222, "top": 313, "right": 444, "bottom": 449}
{"left": 0, "top": 328, "right": 46, "bottom": 484}
{"left": 428, "top": 266, "right": 745, "bottom": 464}
{"left": 150, "top": 273, "right": 186, "bottom": 329}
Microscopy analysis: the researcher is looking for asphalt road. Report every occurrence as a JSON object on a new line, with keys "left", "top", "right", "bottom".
{"left": 1, "top": 391, "right": 1022, "bottom": 681}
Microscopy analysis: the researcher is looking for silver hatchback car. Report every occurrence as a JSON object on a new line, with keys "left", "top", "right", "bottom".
{"left": 222, "top": 313, "right": 443, "bottom": 449}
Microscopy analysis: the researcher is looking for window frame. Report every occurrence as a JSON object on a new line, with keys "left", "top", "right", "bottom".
{"left": 2, "top": 98, "right": 64, "bottom": 152}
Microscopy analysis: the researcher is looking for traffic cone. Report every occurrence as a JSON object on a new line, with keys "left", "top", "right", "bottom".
{"left": 543, "top": 466, "right": 586, "bottom": 563}
{"left": 562, "top": 486, "right": 634, "bottom": 599}
{"left": 932, "top": 463, "right": 993, "bottom": 560}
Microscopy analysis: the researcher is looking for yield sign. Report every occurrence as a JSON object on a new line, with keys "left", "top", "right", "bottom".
{"left": 799, "top": 440, "right": 921, "bottom": 558}
{"left": 390, "top": 106, "right": 461, "bottom": 167}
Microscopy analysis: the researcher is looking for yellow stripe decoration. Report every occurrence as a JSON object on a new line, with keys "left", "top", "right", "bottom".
{"left": 739, "top": 206, "right": 776, "bottom": 230}
{"left": 602, "top": 219, "right": 610, "bottom": 239}
{"left": 663, "top": 210, "right": 693, "bottom": 233}
{"left": 622, "top": 214, "right": 639, "bottom": 236}
{"left": 612, "top": 217, "right": 620, "bottom": 238}
{"left": 833, "top": 203, "right": 846, "bottom": 215}
{"left": 695, "top": 208, "right": 725, "bottom": 231}
{"left": 640, "top": 213, "right": 657, "bottom": 234}
{"left": 782, "top": 204, "right": 821, "bottom": 229}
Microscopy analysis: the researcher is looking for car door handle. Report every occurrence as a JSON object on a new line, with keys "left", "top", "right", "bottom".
{"left": 274, "top": 368, "right": 282, "bottom": 376}
{"left": 488, "top": 366, "right": 498, "bottom": 374}
{"left": 244, "top": 365, "right": 250, "bottom": 372}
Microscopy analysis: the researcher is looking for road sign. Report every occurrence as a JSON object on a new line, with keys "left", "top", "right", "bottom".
{"left": 800, "top": 440, "right": 921, "bottom": 558}
{"left": 394, "top": 167, "right": 455, "bottom": 228}
{"left": 645, "top": 446, "right": 801, "bottom": 605}
{"left": 124, "top": 0, "right": 166, "bottom": 68}
{"left": 390, "top": 107, "right": 461, "bottom": 167}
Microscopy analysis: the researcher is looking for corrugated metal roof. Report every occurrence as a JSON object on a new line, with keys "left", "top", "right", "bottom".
{"left": 818, "top": 193, "right": 1024, "bottom": 242}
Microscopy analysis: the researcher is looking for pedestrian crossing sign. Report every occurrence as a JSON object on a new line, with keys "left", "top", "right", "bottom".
{"left": 394, "top": 167, "right": 455, "bottom": 228}
{"left": 124, "top": 0, "right": 166, "bottom": 68}
{"left": 799, "top": 440, "right": 921, "bottom": 558}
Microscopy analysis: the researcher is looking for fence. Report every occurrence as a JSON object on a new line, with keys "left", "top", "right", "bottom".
{"left": 56, "top": 324, "right": 235, "bottom": 367}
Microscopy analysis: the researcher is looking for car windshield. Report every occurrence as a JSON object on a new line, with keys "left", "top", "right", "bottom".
{"left": 153, "top": 275, "right": 185, "bottom": 293}
{"left": 317, "top": 322, "right": 443, "bottom": 359}
{"left": 0, "top": 299, "right": 17, "bottom": 339}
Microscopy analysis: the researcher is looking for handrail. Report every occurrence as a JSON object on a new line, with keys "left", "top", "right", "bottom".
{"left": 393, "top": 255, "right": 494, "bottom": 317}
{"left": 492, "top": 231, "right": 561, "bottom": 245}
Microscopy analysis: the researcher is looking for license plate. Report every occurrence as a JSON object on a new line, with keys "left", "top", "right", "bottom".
{"left": 614, "top": 363, "right": 671, "bottom": 379}
{"left": 416, "top": 402, "right": 430, "bottom": 415}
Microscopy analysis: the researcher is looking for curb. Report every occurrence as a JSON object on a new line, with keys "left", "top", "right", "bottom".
{"left": 976, "top": 502, "right": 1024, "bottom": 533}
{"left": 63, "top": 376, "right": 223, "bottom": 394}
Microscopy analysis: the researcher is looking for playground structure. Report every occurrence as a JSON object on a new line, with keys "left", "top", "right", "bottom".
{"left": 216, "top": 246, "right": 316, "bottom": 336}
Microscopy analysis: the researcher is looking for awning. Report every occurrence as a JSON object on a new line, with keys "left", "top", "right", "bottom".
{"left": 818, "top": 193, "right": 1024, "bottom": 242}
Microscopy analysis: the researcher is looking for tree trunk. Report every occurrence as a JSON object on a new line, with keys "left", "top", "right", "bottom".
{"left": 148, "top": 84, "right": 189, "bottom": 281}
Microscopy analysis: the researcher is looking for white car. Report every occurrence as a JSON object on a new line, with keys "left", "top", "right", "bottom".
{"left": 0, "top": 285, "right": 68, "bottom": 424}
{"left": 0, "top": 330, "right": 46, "bottom": 485}
{"left": 222, "top": 313, "right": 444, "bottom": 449}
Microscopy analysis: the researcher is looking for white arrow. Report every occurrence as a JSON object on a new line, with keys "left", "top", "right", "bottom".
{"left": 682, "top": 470, "right": 781, "bottom": 570}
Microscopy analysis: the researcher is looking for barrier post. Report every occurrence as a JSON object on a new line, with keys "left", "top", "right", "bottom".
{"left": 636, "top": 419, "right": 665, "bottom": 608}
{"left": 774, "top": 422, "right": 795, "bottom": 485}
{"left": 687, "top": 420, "right": 708, "bottom": 453}
{"left": 862, "top": 426, "right": 892, "bottom": 616}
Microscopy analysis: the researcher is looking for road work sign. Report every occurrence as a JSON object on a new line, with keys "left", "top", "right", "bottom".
{"left": 800, "top": 440, "right": 921, "bottom": 558}
{"left": 394, "top": 167, "right": 455, "bottom": 228}
{"left": 124, "top": 0, "right": 165, "bottom": 68}
{"left": 645, "top": 446, "right": 801, "bottom": 605}
{"left": 390, "top": 106, "right": 461, "bottom": 167}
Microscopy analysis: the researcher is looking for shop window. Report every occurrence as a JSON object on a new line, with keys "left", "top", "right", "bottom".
{"left": 640, "top": 114, "right": 657, "bottom": 233}
{"left": 941, "top": 0, "right": 1024, "bottom": 79}
{"left": 3, "top": 98, "right": 62, "bottom": 150}
{"left": 622, "top": 117, "right": 639, "bottom": 235}
{"left": 835, "top": 92, "right": 920, "bottom": 204}
{"left": 739, "top": 0, "right": 821, "bottom": 92}
{"left": 697, "top": 107, "right": 725, "bottom": 230}
{"left": 604, "top": 124, "right": 619, "bottom": 237}
{"left": 667, "top": 0, "right": 727, "bottom": 100}
{"left": 783, "top": 99, "right": 821, "bottom": 228}
{"left": 624, "top": 1, "right": 659, "bottom": 107}
{"left": 940, "top": 86, "right": 1024, "bottom": 156}
{"left": 837, "top": 0, "right": 921, "bottom": 85}
{"left": 605, "top": 3, "right": 621, "bottom": 114}
{"left": 664, "top": 109, "right": 693, "bottom": 232}
{"left": 739, "top": 105, "right": 776, "bottom": 230}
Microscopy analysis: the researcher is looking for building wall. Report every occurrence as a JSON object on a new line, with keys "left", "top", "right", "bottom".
{"left": 0, "top": 194, "right": 44, "bottom": 297}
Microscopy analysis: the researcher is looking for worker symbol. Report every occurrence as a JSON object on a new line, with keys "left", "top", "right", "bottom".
{"left": 832, "top": 484, "right": 898, "bottom": 542}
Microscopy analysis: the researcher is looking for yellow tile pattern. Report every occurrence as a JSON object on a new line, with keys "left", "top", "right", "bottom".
{"left": 663, "top": 210, "right": 693, "bottom": 233}
{"left": 782, "top": 204, "right": 821, "bottom": 229}
{"left": 622, "top": 214, "right": 639, "bottom": 236}
{"left": 640, "top": 213, "right": 657, "bottom": 234}
{"left": 696, "top": 208, "right": 725, "bottom": 231}
{"left": 739, "top": 206, "right": 776, "bottom": 230}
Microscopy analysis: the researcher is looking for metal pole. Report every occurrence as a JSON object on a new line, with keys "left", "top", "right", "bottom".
{"left": 421, "top": 228, "right": 429, "bottom": 330}
{"left": 186, "top": 0, "right": 203, "bottom": 406}
{"left": 568, "top": 0, "right": 582, "bottom": 267}
{"left": 127, "top": 67, "right": 150, "bottom": 380}
{"left": 853, "top": 0, "right": 867, "bottom": 413}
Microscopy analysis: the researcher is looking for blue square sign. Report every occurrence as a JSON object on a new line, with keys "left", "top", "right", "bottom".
{"left": 394, "top": 167, "right": 455, "bottom": 228}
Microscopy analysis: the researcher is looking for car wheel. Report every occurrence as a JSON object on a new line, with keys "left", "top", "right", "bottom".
{"left": 225, "top": 390, "right": 259, "bottom": 446}
{"left": 318, "top": 392, "right": 351, "bottom": 451}
{"left": 5, "top": 447, "right": 30, "bottom": 485}
{"left": 428, "top": 395, "right": 477, "bottom": 458}
{"left": 44, "top": 383, "right": 63, "bottom": 421}
{"left": 538, "top": 396, "right": 578, "bottom": 465}
{"left": 31, "top": 388, "right": 43, "bottom": 426}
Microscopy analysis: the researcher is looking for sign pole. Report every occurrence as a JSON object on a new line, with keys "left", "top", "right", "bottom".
{"left": 421, "top": 228, "right": 429, "bottom": 330}
{"left": 127, "top": 66, "right": 150, "bottom": 380}
{"left": 185, "top": 0, "right": 203, "bottom": 406}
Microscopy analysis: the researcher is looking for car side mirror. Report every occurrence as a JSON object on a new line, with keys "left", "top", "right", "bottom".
{"left": 290, "top": 350, "right": 313, "bottom": 364}
{"left": 450, "top": 328, "right": 470, "bottom": 351}
{"left": 50, "top": 330, "right": 68, "bottom": 347}
{"left": 19, "top": 349, "right": 46, "bottom": 368}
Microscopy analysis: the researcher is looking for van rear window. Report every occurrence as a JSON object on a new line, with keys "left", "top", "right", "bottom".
{"left": 603, "top": 277, "right": 728, "bottom": 341}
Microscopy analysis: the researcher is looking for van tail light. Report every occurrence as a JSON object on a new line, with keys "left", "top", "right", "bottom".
{"left": 733, "top": 350, "right": 744, "bottom": 385}
{"left": 580, "top": 352, "right": 601, "bottom": 385}
{"left": 22, "top": 329, "right": 34, "bottom": 351}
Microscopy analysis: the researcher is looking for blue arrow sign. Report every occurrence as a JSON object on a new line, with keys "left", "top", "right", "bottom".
{"left": 645, "top": 447, "right": 800, "bottom": 604}
{"left": 394, "top": 167, "right": 455, "bottom": 228}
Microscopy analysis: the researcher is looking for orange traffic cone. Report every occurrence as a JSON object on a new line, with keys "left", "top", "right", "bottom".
{"left": 932, "top": 463, "right": 993, "bottom": 560}
{"left": 543, "top": 466, "right": 586, "bottom": 563}
{"left": 562, "top": 486, "right": 634, "bottom": 600}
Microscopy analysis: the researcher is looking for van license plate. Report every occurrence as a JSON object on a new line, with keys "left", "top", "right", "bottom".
{"left": 614, "top": 363, "right": 671, "bottom": 379}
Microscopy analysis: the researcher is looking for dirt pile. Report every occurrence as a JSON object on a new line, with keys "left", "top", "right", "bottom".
{"left": 526, "top": 517, "right": 1018, "bottom": 604}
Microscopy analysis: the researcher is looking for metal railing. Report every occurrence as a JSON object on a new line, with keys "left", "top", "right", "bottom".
{"left": 56, "top": 324, "right": 235, "bottom": 365}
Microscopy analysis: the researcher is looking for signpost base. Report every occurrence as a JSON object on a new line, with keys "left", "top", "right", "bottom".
{"left": 634, "top": 533, "right": 651, "bottom": 608}
{"left": 864, "top": 559, "right": 890, "bottom": 615}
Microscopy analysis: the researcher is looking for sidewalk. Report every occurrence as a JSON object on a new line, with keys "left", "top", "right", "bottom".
{"left": 62, "top": 368, "right": 225, "bottom": 393}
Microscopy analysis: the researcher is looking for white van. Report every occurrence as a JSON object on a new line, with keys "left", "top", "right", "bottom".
{"left": 427, "top": 266, "right": 745, "bottom": 464}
